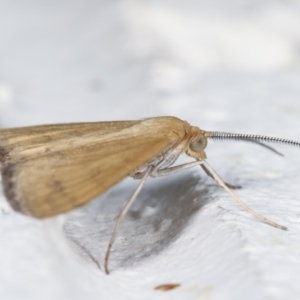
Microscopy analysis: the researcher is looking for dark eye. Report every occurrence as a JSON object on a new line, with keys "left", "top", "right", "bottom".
{"left": 189, "top": 135, "right": 207, "bottom": 152}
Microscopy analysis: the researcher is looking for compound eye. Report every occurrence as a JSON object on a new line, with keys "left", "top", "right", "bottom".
{"left": 189, "top": 135, "right": 207, "bottom": 152}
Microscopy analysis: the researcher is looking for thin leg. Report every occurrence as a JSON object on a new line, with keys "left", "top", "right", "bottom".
{"left": 151, "top": 160, "right": 205, "bottom": 177}
{"left": 201, "top": 164, "right": 242, "bottom": 189}
{"left": 104, "top": 166, "right": 153, "bottom": 274}
{"left": 200, "top": 159, "right": 287, "bottom": 230}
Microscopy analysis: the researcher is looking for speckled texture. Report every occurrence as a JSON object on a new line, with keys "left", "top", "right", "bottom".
{"left": 1, "top": 1, "right": 300, "bottom": 300}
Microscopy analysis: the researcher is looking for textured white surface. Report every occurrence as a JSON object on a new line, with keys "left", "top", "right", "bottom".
{"left": 1, "top": 1, "right": 300, "bottom": 300}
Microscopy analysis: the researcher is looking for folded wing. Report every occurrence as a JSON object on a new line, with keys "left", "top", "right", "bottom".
{"left": 0, "top": 117, "right": 188, "bottom": 218}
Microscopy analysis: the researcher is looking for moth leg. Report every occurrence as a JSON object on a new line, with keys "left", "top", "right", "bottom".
{"left": 150, "top": 160, "right": 205, "bottom": 177}
{"left": 104, "top": 166, "right": 153, "bottom": 274}
{"left": 200, "top": 164, "right": 242, "bottom": 189}
{"left": 201, "top": 160, "right": 287, "bottom": 231}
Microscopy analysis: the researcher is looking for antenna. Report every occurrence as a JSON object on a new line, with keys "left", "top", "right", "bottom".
{"left": 206, "top": 131, "right": 300, "bottom": 156}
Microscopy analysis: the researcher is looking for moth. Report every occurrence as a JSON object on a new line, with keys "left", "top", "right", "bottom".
{"left": 0, "top": 116, "right": 299, "bottom": 273}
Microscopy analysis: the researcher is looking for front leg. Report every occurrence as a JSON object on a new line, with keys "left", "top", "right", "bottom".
{"left": 200, "top": 164, "right": 241, "bottom": 189}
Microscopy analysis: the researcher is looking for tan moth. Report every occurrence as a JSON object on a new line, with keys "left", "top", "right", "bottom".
{"left": 0, "top": 116, "right": 299, "bottom": 273}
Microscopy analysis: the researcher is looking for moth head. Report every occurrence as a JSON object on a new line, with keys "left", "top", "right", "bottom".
{"left": 185, "top": 127, "right": 300, "bottom": 160}
{"left": 186, "top": 133, "right": 208, "bottom": 159}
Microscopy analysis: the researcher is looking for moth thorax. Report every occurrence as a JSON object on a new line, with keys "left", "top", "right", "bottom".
{"left": 130, "top": 146, "right": 181, "bottom": 179}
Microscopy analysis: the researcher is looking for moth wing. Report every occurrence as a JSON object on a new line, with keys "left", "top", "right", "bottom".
{"left": 1, "top": 117, "right": 188, "bottom": 218}
{"left": 0, "top": 120, "right": 139, "bottom": 161}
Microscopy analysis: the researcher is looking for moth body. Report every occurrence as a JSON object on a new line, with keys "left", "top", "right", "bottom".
{"left": 0, "top": 117, "right": 205, "bottom": 218}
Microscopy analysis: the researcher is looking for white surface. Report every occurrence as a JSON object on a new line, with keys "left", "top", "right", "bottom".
{"left": 1, "top": 1, "right": 300, "bottom": 300}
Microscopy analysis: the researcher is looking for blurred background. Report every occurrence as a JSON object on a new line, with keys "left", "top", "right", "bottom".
{"left": 1, "top": 0, "right": 300, "bottom": 130}
{"left": 1, "top": 1, "right": 300, "bottom": 300}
